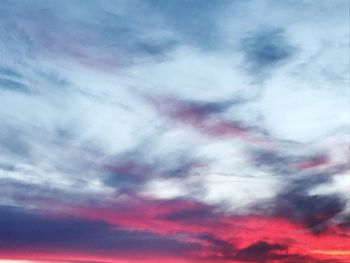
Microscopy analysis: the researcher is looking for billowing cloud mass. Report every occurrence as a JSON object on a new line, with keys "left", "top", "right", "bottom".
{"left": 0, "top": 0, "right": 349, "bottom": 262}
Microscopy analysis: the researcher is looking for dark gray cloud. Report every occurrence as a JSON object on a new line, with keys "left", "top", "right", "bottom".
{"left": 232, "top": 241, "right": 325, "bottom": 263}
{"left": 0, "top": 66, "right": 22, "bottom": 78}
{"left": 276, "top": 190, "right": 346, "bottom": 232}
{"left": 235, "top": 241, "right": 287, "bottom": 262}
{"left": 0, "top": 163, "right": 17, "bottom": 172}
{"left": 198, "top": 234, "right": 236, "bottom": 260}
{"left": 163, "top": 205, "right": 216, "bottom": 222}
{"left": 248, "top": 145, "right": 347, "bottom": 233}
{"left": 250, "top": 148, "right": 331, "bottom": 176}
{"left": 0, "top": 205, "right": 200, "bottom": 255}
{"left": 336, "top": 214, "right": 350, "bottom": 232}
{"left": 0, "top": 78, "right": 29, "bottom": 93}
{"left": 104, "top": 149, "right": 205, "bottom": 192}
{"left": 0, "top": 178, "right": 100, "bottom": 208}
{"left": 241, "top": 28, "right": 296, "bottom": 73}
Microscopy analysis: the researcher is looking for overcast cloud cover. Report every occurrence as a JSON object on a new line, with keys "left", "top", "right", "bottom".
{"left": 0, "top": 0, "right": 349, "bottom": 262}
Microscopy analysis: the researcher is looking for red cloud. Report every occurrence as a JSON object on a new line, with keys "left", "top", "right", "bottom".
{"left": 20, "top": 194, "right": 348, "bottom": 263}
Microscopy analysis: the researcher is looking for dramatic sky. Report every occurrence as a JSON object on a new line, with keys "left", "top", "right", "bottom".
{"left": 0, "top": 0, "right": 349, "bottom": 262}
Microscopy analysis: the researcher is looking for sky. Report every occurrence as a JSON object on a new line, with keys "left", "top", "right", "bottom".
{"left": 0, "top": 0, "right": 349, "bottom": 262}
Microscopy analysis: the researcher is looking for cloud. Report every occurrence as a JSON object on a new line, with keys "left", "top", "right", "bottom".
{"left": 0, "top": 66, "right": 22, "bottom": 78}
{"left": 235, "top": 241, "right": 287, "bottom": 262}
{"left": 0, "top": 0, "right": 179, "bottom": 71}
{"left": 233, "top": 240, "right": 337, "bottom": 263}
{"left": 147, "top": 95, "right": 268, "bottom": 144}
{"left": 142, "top": 0, "right": 230, "bottom": 49}
{"left": 0, "top": 77, "right": 29, "bottom": 93}
{"left": 0, "top": 0, "right": 349, "bottom": 262}
{"left": 197, "top": 234, "right": 236, "bottom": 260}
{"left": 241, "top": 28, "right": 297, "bottom": 73}
{"left": 247, "top": 140, "right": 348, "bottom": 233}
{"left": 275, "top": 191, "right": 346, "bottom": 232}
{"left": 0, "top": 205, "right": 201, "bottom": 260}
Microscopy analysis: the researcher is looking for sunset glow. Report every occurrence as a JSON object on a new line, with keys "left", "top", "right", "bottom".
{"left": 0, "top": 0, "right": 349, "bottom": 262}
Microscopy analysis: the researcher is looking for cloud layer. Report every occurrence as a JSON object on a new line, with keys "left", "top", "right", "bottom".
{"left": 0, "top": 0, "right": 349, "bottom": 262}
